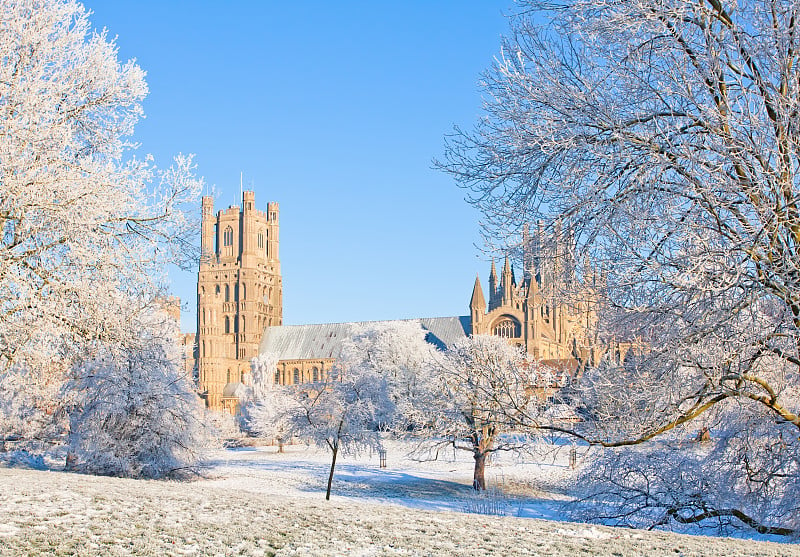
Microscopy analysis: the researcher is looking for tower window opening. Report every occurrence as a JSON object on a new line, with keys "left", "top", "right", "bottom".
{"left": 224, "top": 316, "right": 230, "bottom": 334}
{"left": 223, "top": 226, "right": 233, "bottom": 246}
{"left": 225, "top": 284, "right": 230, "bottom": 302}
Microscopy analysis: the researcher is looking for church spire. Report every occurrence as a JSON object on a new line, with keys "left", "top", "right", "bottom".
{"left": 488, "top": 260, "right": 499, "bottom": 309}
{"left": 502, "top": 255, "right": 513, "bottom": 304}
{"left": 470, "top": 274, "right": 486, "bottom": 310}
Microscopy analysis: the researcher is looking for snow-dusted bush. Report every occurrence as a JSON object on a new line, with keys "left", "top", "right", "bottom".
{"left": 202, "top": 409, "right": 241, "bottom": 446}
{"left": 64, "top": 309, "right": 207, "bottom": 479}
{"left": 0, "top": 362, "right": 69, "bottom": 454}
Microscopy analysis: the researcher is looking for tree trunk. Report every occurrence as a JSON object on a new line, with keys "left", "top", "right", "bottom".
{"left": 326, "top": 444, "right": 339, "bottom": 500}
{"left": 473, "top": 450, "right": 486, "bottom": 490}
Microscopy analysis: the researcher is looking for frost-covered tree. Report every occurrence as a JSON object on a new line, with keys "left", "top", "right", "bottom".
{"left": 440, "top": 0, "right": 800, "bottom": 534}
{"left": 0, "top": 0, "right": 200, "bottom": 408}
{"left": 0, "top": 0, "right": 201, "bottom": 453}
{"left": 407, "top": 335, "right": 552, "bottom": 490}
{"left": 240, "top": 352, "right": 293, "bottom": 451}
{"left": 64, "top": 304, "right": 207, "bottom": 479}
{"left": 338, "top": 321, "right": 439, "bottom": 423}
{"left": 287, "top": 362, "right": 394, "bottom": 500}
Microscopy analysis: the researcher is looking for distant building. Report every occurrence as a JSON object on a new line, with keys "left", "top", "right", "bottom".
{"left": 195, "top": 192, "right": 282, "bottom": 412}
{"left": 193, "top": 191, "right": 602, "bottom": 413}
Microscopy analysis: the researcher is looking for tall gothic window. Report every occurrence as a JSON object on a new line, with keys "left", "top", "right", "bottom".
{"left": 275, "top": 370, "right": 280, "bottom": 384}
{"left": 257, "top": 231, "right": 265, "bottom": 249}
{"left": 224, "top": 316, "right": 230, "bottom": 334}
{"left": 492, "top": 317, "right": 521, "bottom": 338}
{"left": 312, "top": 367, "right": 319, "bottom": 382}
{"left": 225, "top": 284, "right": 230, "bottom": 302}
{"left": 293, "top": 368, "right": 300, "bottom": 384}
{"left": 223, "top": 226, "right": 233, "bottom": 246}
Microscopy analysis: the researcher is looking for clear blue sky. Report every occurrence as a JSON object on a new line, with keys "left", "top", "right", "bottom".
{"left": 85, "top": 1, "right": 513, "bottom": 332}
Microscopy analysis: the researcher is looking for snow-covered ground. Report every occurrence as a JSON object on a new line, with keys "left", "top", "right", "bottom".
{"left": 0, "top": 441, "right": 797, "bottom": 556}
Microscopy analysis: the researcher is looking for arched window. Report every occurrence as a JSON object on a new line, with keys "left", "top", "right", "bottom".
{"left": 215, "top": 284, "right": 220, "bottom": 297}
{"left": 234, "top": 284, "right": 239, "bottom": 301}
{"left": 223, "top": 226, "right": 233, "bottom": 246}
{"left": 492, "top": 317, "right": 521, "bottom": 338}
{"left": 241, "top": 315, "right": 245, "bottom": 333}
{"left": 293, "top": 368, "right": 300, "bottom": 384}
{"left": 312, "top": 367, "right": 319, "bottom": 382}
{"left": 224, "top": 316, "right": 230, "bottom": 334}
{"left": 274, "top": 370, "right": 281, "bottom": 384}
{"left": 257, "top": 231, "right": 265, "bottom": 249}
{"left": 242, "top": 284, "right": 246, "bottom": 300}
{"left": 225, "top": 284, "right": 230, "bottom": 302}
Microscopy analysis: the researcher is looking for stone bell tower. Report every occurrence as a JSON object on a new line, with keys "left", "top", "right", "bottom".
{"left": 196, "top": 191, "right": 282, "bottom": 412}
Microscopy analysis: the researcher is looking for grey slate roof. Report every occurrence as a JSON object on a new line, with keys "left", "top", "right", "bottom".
{"left": 258, "top": 316, "right": 471, "bottom": 361}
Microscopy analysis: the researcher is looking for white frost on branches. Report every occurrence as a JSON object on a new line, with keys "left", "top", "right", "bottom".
{"left": 0, "top": 0, "right": 203, "bottom": 477}
{"left": 440, "top": 0, "right": 800, "bottom": 534}
{"left": 240, "top": 352, "right": 293, "bottom": 450}
{"left": 405, "top": 334, "right": 553, "bottom": 490}
{"left": 65, "top": 305, "right": 207, "bottom": 479}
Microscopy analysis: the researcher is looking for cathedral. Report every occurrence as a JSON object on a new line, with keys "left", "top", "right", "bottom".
{"left": 193, "top": 191, "right": 600, "bottom": 413}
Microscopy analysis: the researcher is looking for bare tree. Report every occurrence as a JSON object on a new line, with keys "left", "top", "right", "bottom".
{"left": 440, "top": 0, "right": 800, "bottom": 534}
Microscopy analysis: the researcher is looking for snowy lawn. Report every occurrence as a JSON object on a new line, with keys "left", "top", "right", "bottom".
{"left": 0, "top": 441, "right": 797, "bottom": 556}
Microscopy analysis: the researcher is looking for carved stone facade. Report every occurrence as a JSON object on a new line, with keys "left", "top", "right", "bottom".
{"left": 195, "top": 191, "right": 282, "bottom": 412}
{"left": 469, "top": 224, "right": 601, "bottom": 372}
{"left": 194, "top": 192, "right": 600, "bottom": 413}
